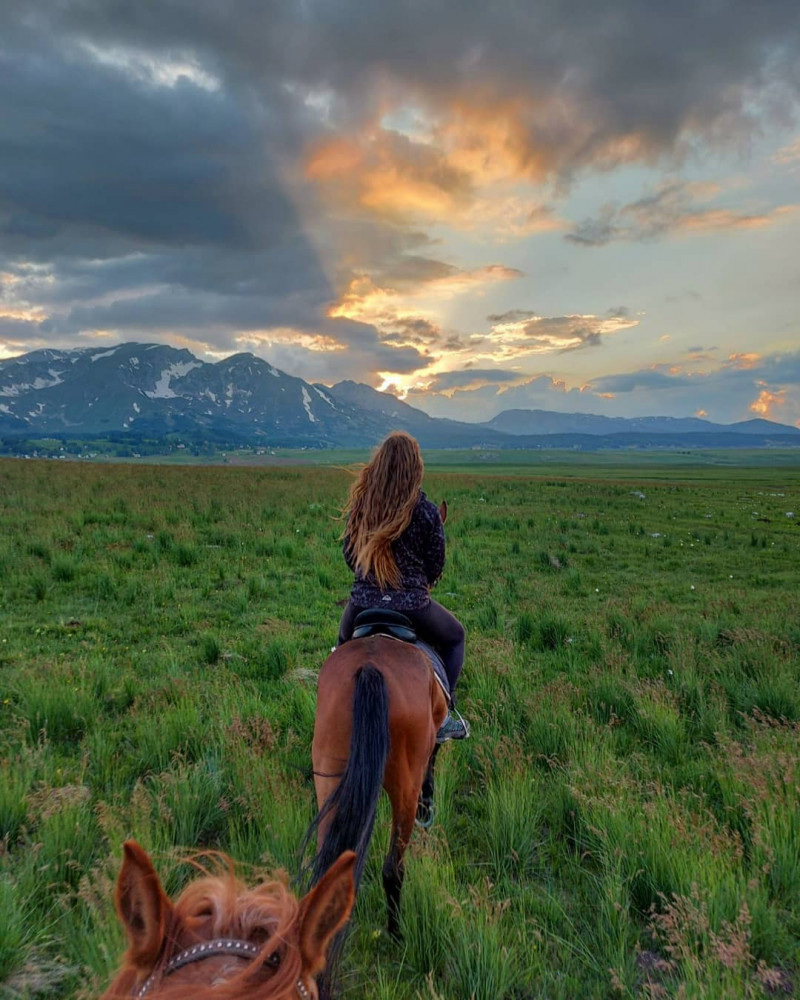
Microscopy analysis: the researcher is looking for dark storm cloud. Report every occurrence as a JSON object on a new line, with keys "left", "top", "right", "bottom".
{"left": 0, "top": 23, "right": 352, "bottom": 360}
{"left": 0, "top": 317, "right": 47, "bottom": 341}
{"left": 22, "top": 0, "right": 799, "bottom": 170}
{"left": 1, "top": 0, "right": 799, "bottom": 377}
{"left": 0, "top": 39, "right": 298, "bottom": 255}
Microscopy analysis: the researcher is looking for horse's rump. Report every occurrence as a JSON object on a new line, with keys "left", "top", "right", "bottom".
{"left": 309, "top": 635, "right": 447, "bottom": 942}
{"left": 348, "top": 609, "right": 451, "bottom": 700}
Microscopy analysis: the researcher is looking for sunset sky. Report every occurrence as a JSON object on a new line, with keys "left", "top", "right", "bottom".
{"left": 1, "top": 1, "right": 799, "bottom": 425}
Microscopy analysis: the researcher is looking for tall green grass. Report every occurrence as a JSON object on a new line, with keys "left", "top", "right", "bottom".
{"left": 1, "top": 457, "right": 799, "bottom": 998}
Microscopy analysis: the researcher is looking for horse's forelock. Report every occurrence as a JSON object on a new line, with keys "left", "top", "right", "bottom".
{"left": 174, "top": 872, "right": 300, "bottom": 941}
{"left": 150, "top": 875, "right": 305, "bottom": 999}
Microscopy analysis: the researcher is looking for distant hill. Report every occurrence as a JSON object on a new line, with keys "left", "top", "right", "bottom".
{"left": 1, "top": 342, "right": 798, "bottom": 452}
{"left": 482, "top": 408, "right": 800, "bottom": 438}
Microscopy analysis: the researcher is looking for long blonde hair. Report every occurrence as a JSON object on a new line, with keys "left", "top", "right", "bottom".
{"left": 343, "top": 432, "right": 424, "bottom": 590}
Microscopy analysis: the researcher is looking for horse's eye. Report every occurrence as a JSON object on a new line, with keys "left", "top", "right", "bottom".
{"left": 265, "top": 951, "right": 281, "bottom": 969}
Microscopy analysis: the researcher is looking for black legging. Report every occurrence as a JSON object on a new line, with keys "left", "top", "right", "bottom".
{"left": 337, "top": 598, "right": 466, "bottom": 699}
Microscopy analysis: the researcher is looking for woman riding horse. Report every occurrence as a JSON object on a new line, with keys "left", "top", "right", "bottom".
{"left": 336, "top": 431, "right": 468, "bottom": 741}
{"left": 307, "top": 433, "right": 468, "bottom": 948}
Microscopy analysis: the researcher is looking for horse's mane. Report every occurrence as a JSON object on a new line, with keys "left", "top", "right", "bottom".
{"left": 111, "top": 856, "right": 305, "bottom": 1000}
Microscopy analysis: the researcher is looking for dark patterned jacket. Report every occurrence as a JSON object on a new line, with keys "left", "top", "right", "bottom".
{"left": 344, "top": 491, "right": 445, "bottom": 611}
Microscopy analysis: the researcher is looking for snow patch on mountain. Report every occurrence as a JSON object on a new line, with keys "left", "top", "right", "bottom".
{"left": 1, "top": 372, "right": 64, "bottom": 396}
{"left": 144, "top": 362, "right": 201, "bottom": 399}
{"left": 301, "top": 386, "right": 317, "bottom": 423}
{"left": 313, "top": 386, "right": 335, "bottom": 408}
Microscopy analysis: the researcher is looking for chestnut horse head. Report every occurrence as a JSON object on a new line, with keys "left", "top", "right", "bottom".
{"left": 101, "top": 841, "right": 355, "bottom": 1000}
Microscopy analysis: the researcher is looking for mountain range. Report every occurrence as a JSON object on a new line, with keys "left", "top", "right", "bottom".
{"left": 1, "top": 342, "right": 798, "bottom": 451}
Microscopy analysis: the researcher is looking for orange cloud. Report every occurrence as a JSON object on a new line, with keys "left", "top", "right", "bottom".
{"left": 0, "top": 306, "right": 47, "bottom": 322}
{"left": 435, "top": 101, "right": 550, "bottom": 184}
{"left": 726, "top": 352, "right": 761, "bottom": 370}
{"left": 695, "top": 409, "right": 708, "bottom": 417}
{"left": 306, "top": 130, "right": 473, "bottom": 224}
{"left": 485, "top": 310, "right": 639, "bottom": 359}
{"left": 749, "top": 388, "right": 787, "bottom": 419}
{"left": 437, "top": 99, "right": 661, "bottom": 183}
{"left": 235, "top": 329, "right": 347, "bottom": 354}
{"left": 678, "top": 205, "right": 798, "bottom": 232}
{"left": 305, "top": 104, "right": 569, "bottom": 236}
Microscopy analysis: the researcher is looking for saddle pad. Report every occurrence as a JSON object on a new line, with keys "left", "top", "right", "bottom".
{"left": 416, "top": 640, "right": 451, "bottom": 701}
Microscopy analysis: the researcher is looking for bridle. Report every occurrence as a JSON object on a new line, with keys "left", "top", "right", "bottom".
{"left": 132, "top": 937, "right": 311, "bottom": 999}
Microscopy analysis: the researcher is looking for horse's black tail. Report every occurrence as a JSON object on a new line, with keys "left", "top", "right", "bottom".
{"left": 309, "top": 663, "right": 390, "bottom": 891}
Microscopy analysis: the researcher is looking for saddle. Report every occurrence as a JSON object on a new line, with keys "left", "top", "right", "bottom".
{"left": 349, "top": 609, "right": 451, "bottom": 701}
{"left": 351, "top": 608, "right": 416, "bottom": 642}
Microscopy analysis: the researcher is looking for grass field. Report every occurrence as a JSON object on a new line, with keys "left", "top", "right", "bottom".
{"left": 1, "top": 455, "right": 799, "bottom": 999}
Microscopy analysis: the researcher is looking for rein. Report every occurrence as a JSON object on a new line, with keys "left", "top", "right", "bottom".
{"left": 132, "top": 938, "right": 311, "bottom": 999}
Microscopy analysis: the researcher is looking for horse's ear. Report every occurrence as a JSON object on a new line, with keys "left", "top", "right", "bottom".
{"left": 115, "top": 840, "right": 173, "bottom": 970}
{"left": 439, "top": 499, "right": 447, "bottom": 524}
{"left": 297, "top": 851, "right": 356, "bottom": 976}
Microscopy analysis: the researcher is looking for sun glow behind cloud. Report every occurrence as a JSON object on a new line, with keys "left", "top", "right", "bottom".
{"left": 305, "top": 102, "right": 566, "bottom": 240}
{"left": 236, "top": 329, "right": 348, "bottom": 354}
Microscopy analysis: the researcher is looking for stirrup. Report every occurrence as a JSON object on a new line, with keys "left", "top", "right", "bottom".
{"left": 415, "top": 797, "right": 435, "bottom": 829}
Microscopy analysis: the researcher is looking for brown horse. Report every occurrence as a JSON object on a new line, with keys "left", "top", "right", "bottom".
{"left": 308, "top": 504, "right": 451, "bottom": 940}
{"left": 101, "top": 841, "right": 355, "bottom": 1000}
